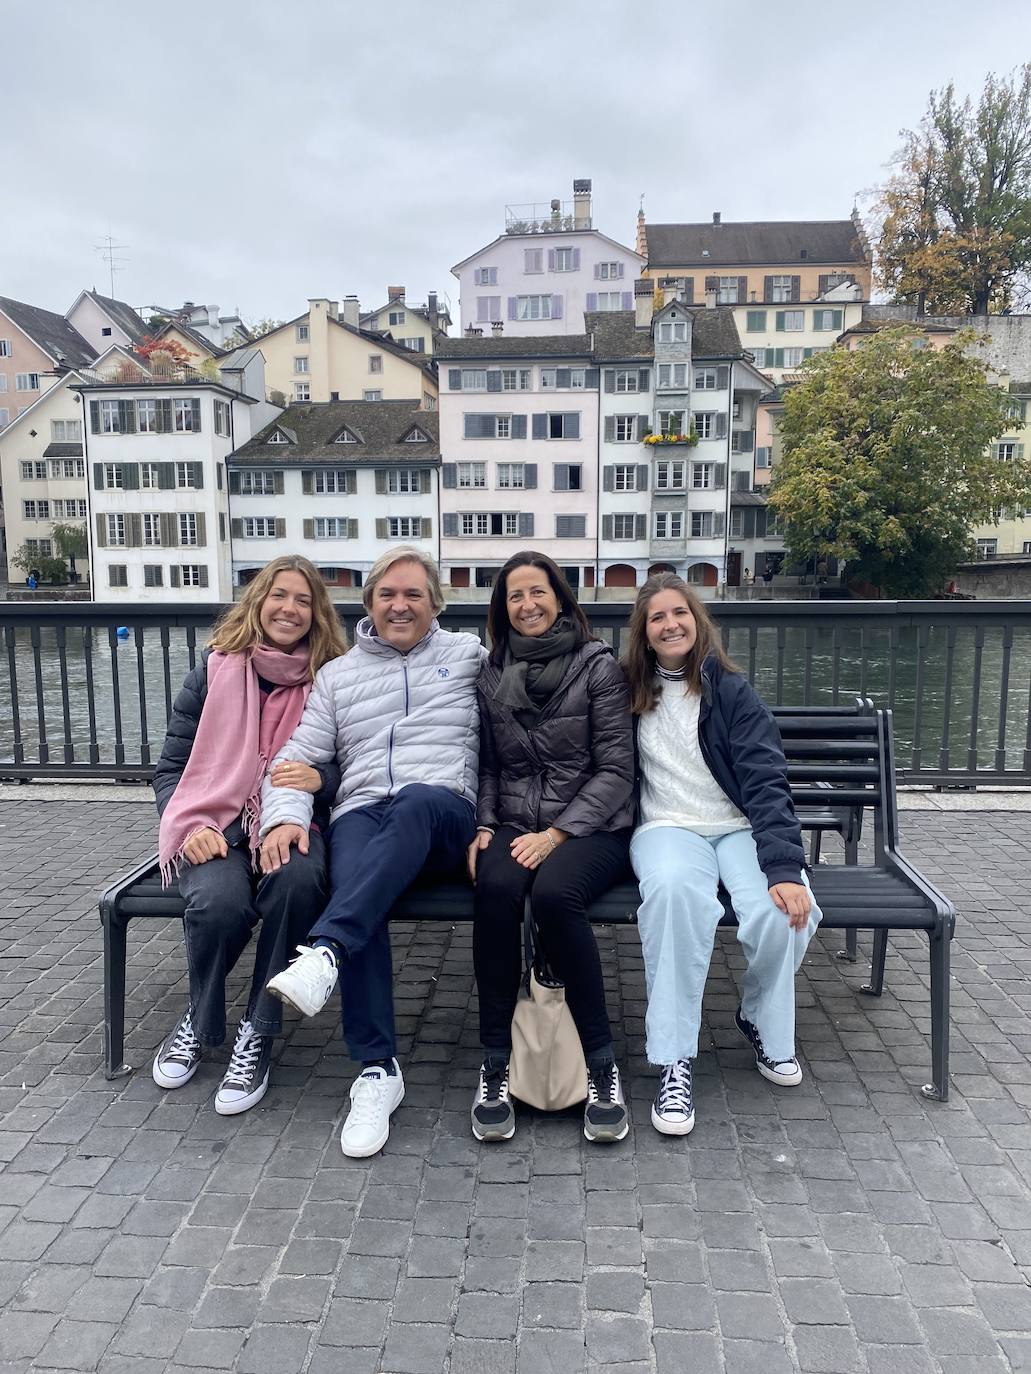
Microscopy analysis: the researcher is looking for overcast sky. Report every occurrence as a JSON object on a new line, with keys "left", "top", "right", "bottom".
{"left": 6, "top": 0, "right": 1030, "bottom": 329}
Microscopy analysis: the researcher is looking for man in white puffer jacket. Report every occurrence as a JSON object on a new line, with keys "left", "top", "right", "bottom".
{"left": 260, "top": 547, "right": 485, "bottom": 1157}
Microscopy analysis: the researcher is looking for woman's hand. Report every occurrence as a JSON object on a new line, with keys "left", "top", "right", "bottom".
{"left": 467, "top": 829, "right": 492, "bottom": 883}
{"left": 270, "top": 760, "right": 322, "bottom": 794}
{"left": 770, "top": 882, "right": 811, "bottom": 931}
{"left": 183, "top": 827, "right": 228, "bottom": 865}
{"left": 510, "top": 828, "right": 567, "bottom": 871}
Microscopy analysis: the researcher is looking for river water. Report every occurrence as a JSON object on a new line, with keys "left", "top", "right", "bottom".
{"left": 1, "top": 620, "right": 1029, "bottom": 779}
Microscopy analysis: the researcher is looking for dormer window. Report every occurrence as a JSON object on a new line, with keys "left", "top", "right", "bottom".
{"left": 266, "top": 429, "right": 290, "bottom": 445}
{"left": 403, "top": 428, "right": 429, "bottom": 443}
{"left": 333, "top": 427, "right": 360, "bottom": 444}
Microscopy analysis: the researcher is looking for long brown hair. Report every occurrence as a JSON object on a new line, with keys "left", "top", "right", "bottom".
{"left": 623, "top": 572, "right": 736, "bottom": 714}
{"left": 208, "top": 555, "right": 349, "bottom": 677}
{"left": 485, "top": 551, "right": 595, "bottom": 667}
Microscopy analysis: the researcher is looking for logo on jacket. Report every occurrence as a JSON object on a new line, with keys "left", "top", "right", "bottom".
{"left": 437, "top": 666, "right": 450, "bottom": 679}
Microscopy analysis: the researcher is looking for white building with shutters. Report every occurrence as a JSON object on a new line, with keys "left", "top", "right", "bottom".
{"left": 435, "top": 334, "right": 600, "bottom": 593}
{"left": 226, "top": 401, "right": 440, "bottom": 593}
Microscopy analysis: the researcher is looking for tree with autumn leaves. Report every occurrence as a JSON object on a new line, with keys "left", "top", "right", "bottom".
{"left": 768, "top": 328, "right": 1031, "bottom": 597}
{"left": 876, "top": 66, "right": 1031, "bottom": 314}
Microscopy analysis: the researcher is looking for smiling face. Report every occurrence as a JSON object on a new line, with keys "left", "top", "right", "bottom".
{"left": 644, "top": 587, "right": 697, "bottom": 670}
{"left": 505, "top": 563, "right": 561, "bottom": 638}
{"left": 258, "top": 570, "right": 314, "bottom": 652}
{"left": 370, "top": 557, "right": 435, "bottom": 652}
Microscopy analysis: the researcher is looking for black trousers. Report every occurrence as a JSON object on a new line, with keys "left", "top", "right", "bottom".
{"left": 179, "top": 829, "right": 328, "bottom": 1046}
{"left": 473, "top": 826, "right": 631, "bottom": 1058}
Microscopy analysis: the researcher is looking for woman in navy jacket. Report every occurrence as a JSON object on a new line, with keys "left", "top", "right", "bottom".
{"left": 623, "top": 572, "right": 821, "bottom": 1137}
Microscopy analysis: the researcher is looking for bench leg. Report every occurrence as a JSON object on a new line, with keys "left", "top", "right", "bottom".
{"left": 921, "top": 925, "right": 950, "bottom": 1102}
{"left": 835, "top": 927, "right": 860, "bottom": 963}
{"left": 103, "top": 914, "right": 133, "bottom": 1080}
{"left": 861, "top": 929, "right": 887, "bottom": 997}
{"left": 809, "top": 832, "right": 822, "bottom": 865}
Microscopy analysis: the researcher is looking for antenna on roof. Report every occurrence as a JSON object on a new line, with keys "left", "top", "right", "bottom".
{"left": 94, "top": 229, "right": 128, "bottom": 297}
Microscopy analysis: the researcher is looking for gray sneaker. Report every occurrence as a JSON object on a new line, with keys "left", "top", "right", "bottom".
{"left": 584, "top": 1060, "right": 629, "bottom": 1142}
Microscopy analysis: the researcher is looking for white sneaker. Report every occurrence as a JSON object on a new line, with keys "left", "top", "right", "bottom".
{"left": 266, "top": 945, "right": 338, "bottom": 1018}
{"left": 340, "top": 1061, "right": 405, "bottom": 1158}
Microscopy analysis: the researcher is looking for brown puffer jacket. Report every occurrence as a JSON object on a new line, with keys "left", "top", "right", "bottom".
{"left": 476, "top": 639, "right": 635, "bottom": 837}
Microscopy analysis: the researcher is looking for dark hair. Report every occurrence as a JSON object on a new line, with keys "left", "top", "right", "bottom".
{"left": 622, "top": 572, "right": 736, "bottom": 714}
{"left": 486, "top": 550, "right": 595, "bottom": 666}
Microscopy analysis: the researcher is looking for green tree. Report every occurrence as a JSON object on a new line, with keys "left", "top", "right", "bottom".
{"left": 9, "top": 544, "right": 69, "bottom": 584}
{"left": 50, "top": 522, "right": 87, "bottom": 560}
{"left": 768, "top": 327, "right": 1029, "bottom": 596}
{"left": 875, "top": 65, "right": 1031, "bottom": 313}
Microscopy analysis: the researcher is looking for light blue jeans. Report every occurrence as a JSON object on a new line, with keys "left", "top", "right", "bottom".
{"left": 630, "top": 826, "right": 821, "bottom": 1065}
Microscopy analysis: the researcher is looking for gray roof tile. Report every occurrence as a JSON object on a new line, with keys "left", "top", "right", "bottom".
{"left": 230, "top": 400, "right": 440, "bottom": 466}
{"left": 0, "top": 296, "right": 94, "bottom": 368}
{"left": 645, "top": 220, "right": 868, "bottom": 268}
{"left": 436, "top": 332, "right": 593, "bottom": 360}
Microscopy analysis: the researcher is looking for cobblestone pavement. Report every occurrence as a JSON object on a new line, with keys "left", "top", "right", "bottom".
{"left": 1, "top": 799, "right": 1030, "bottom": 1373}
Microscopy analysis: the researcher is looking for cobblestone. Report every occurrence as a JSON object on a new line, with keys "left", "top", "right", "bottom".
{"left": 2, "top": 800, "right": 1031, "bottom": 1369}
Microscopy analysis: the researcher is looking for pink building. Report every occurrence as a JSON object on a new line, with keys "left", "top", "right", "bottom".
{"left": 0, "top": 297, "right": 93, "bottom": 431}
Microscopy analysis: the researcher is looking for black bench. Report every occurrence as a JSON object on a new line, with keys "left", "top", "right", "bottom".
{"left": 99, "top": 706, "right": 955, "bottom": 1101}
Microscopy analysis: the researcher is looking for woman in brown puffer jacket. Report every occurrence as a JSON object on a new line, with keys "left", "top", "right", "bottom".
{"left": 466, "top": 552, "right": 635, "bottom": 1145}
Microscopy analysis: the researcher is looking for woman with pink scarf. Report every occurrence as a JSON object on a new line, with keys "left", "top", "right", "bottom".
{"left": 152, "top": 556, "right": 349, "bottom": 1115}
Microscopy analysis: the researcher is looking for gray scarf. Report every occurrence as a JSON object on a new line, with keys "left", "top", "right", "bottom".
{"left": 494, "top": 615, "right": 579, "bottom": 728}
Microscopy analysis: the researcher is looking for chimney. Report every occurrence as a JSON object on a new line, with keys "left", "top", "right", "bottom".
{"left": 491, "top": 320, "right": 504, "bottom": 334}
{"left": 340, "top": 296, "right": 360, "bottom": 328}
{"left": 636, "top": 206, "right": 647, "bottom": 258}
{"left": 704, "top": 288, "right": 717, "bottom": 309}
{"left": 712, "top": 211, "right": 721, "bottom": 225}
{"left": 427, "top": 291, "right": 439, "bottom": 331}
{"left": 573, "top": 178, "right": 592, "bottom": 230}
{"left": 387, "top": 285, "right": 405, "bottom": 302}
{"left": 634, "top": 277, "right": 655, "bottom": 329}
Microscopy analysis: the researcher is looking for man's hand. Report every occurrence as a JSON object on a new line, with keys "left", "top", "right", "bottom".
{"left": 270, "top": 761, "right": 322, "bottom": 794}
{"left": 260, "top": 823, "right": 309, "bottom": 874}
{"left": 770, "top": 882, "right": 811, "bottom": 931}
{"left": 467, "top": 829, "right": 492, "bottom": 883}
{"left": 183, "top": 827, "right": 228, "bottom": 865}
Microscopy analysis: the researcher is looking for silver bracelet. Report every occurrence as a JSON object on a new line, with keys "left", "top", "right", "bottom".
{"left": 544, "top": 830, "right": 557, "bottom": 853}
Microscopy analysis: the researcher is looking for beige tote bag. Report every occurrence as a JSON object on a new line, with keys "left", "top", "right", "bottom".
{"left": 508, "top": 917, "right": 588, "bottom": 1112}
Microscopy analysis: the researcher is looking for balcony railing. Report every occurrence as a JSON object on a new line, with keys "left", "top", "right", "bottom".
{"left": 1, "top": 601, "right": 1030, "bottom": 786}
{"left": 504, "top": 202, "right": 591, "bottom": 235}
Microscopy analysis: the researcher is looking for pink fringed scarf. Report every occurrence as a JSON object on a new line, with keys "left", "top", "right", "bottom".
{"left": 159, "top": 645, "right": 312, "bottom": 885}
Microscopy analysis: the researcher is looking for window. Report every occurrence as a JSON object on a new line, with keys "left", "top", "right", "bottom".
{"left": 746, "top": 310, "right": 767, "bottom": 332}
{"left": 552, "top": 247, "right": 576, "bottom": 272}
{"left": 756, "top": 447, "right": 771, "bottom": 469}
{"left": 614, "top": 416, "right": 638, "bottom": 442}
{"left": 497, "top": 463, "right": 525, "bottom": 489}
{"left": 996, "top": 442, "right": 1017, "bottom": 461}
{"left": 693, "top": 412, "right": 715, "bottom": 440}
{"left": 50, "top": 419, "right": 81, "bottom": 442}
{"left": 294, "top": 382, "right": 310, "bottom": 401}
{"left": 1023, "top": 541, "right": 1031, "bottom": 554}
{"left": 49, "top": 456, "right": 82, "bottom": 480}
{"left": 369, "top": 355, "right": 383, "bottom": 374}
{"left": 657, "top": 320, "right": 688, "bottom": 343}
{"left": 108, "top": 564, "right": 128, "bottom": 588}
{"left": 524, "top": 248, "right": 544, "bottom": 274}
{"left": 613, "top": 464, "right": 638, "bottom": 492}
{"left": 474, "top": 267, "right": 498, "bottom": 286}
{"left": 52, "top": 499, "right": 87, "bottom": 519}
{"left": 594, "top": 292, "right": 625, "bottom": 311}
{"left": 179, "top": 514, "right": 198, "bottom": 546}
{"left": 240, "top": 470, "right": 276, "bottom": 495}
{"left": 730, "top": 509, "right": 744, "bottom": 538}
{"left": 387, "top": 517, "right": 424, "bottom": 539}
{"left": 20, "top": 460, "right": 46, "bottom": 480}
{"left": 106, "top": 514, "right": 126, "bottom": 546}
{"left": 144, "top": 564, "right": 164, "bottom": 588}
{"left": 243, "top": 517, "right": 277, "bottom": 538}
{"left": 766, "top": 511, "right": 781, "bottom": 537}
{"left": 296, "top": 323, "right": 309, "bottom": 342}
{"left": 515, "top": 295, "right": 554, "bottom": 321}
{"left": 692, "top": 462, "right": 714, "bottom": 489}
{"left": 459, "top": 512, "right": 520, "bottom": 537}
{"left": 401, "top": 337, "right": 425, "bottom": 352}
{"left": 655, "top": 461, "right": 686, "bottom": 491}
{"left": 612, "top": 514, "right": 637, "bottom": 539}
{"left": 363, "top": 389, "right": 382, "bottom": 402}
{"left": 174, "top": 462, "right": 196, "bottom": 489}
{"left": 314, "top": 470, "right": 354, "bottom": 494}
{"left": 461, "top": 513, "right": 487, "bottom": 536}
{"left": 751, "top": 348, "right": 767, "bottom": 368}
{"left": 502, "top": 368, "right": 531, "bottom": 391}
{"left": 658, "top": 363, "right": 688, "bottom": 389}
{"left": 15, "top": 373, "right": 40, "bottom": 391}
{"left": 386, "top": 469, "right": 422, "bottom": 493}
{"left": 658, "top": 410, "right": 687, "bottom": 437}
{"left": 813, "top": 309, "right": 843, "bottom": 332}
{"left": 172, "top": 398, "right": 200, "bottom": 432}
{"left": 0, "top": 374, "right": 6, "bottom": 391}
{"left": 388, "top": 310, "right": 406, "bottom": 327}
{"left": 597, "top": 262, "right": 622, "bottom": 280}
{"left": 461, "top": 369, "right": 488, "bottom": 391}
{"left": 769, "top": 276, "right": 795, "bottom": 303}
{"left": 717, "top": 276, "right": 741, "bottom": 304}
{"left": 693, "top": 367, "right": 719, "bottom": 390}
{"left": 535, "top": 412, "right": 580, "bottom": 439}
{"left": 555, "top": 515, "right": 586, "bottom": 538}
{"left": 333, "top": 428, "right": 358, "bottom": 445}
{"left": 821, "top": 273, "right": 851, "bottom": 292}
{"left": 654, "top": 512, "right": 683, "bottom": 539}
{"left": 776, "top": 311, "right": 804, "bottom": 333}
{"left": 25, "top": 537, "right": 52, "bottom": 556}
{"left": 180, "top": 565, "right": 203, "bottom": 586}
{"left": 541, "top": 368, "right": 586, "bottom": 389}
{"left": 0, "top": 409, "right": 8, "bottom": 427}
{"left": 0, "top": 339, "right": 10, "bottom": 356}
{"left": 614, "top": 369, "right": 640, "bottom": 392}
{"left": 1007, "top": 399, "right": 1027, "bottom": 422}
{"left": 458, "top": 463, "right": 487, "bottom": 489}
{"left": 103, "top": 463, "right": 124, "bottom": 489}
{"left": 134, "top": 398, "right": 158, "bottom": 433}
{"left": 555, "top": 464, "right": 583, "bottom": 491}
{"left": 313, "top": 517, "right": 351, "bottom": 538}
{"left": 213, "top": 399, "right": 231, "bottom": 437}
{"left": 476, "top": 296, "right": 502, "bottom": 323}
{"left": 22, "top": 500, "right": 50, "bottom": 519}
{"left": 143, "top": 514, "right": 161, "bottom": 546}
{"left": 691, "top": 511, "right": 715, "bottom": 538}
{"left": 977, "top": 539, "right": 998, "bottom": 559}
{"left": 98, "top": 399, "right": 121, "bottom": 433}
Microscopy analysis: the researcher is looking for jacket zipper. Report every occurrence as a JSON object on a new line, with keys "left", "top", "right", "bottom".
{"left": 385, "top": 656, "right": 411, "bottom": 797}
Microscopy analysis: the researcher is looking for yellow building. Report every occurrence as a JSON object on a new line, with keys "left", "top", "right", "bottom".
{"left": 360, "top": 287, "right": 451, "bottom": 356}
{"left": 253, "top": 299, "right": 437, "bottom": 408}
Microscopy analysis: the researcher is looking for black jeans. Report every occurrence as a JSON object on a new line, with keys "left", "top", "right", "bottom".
{"left": 179, "top": 829, "right": 327, "bottom": 1046}
{"left": 473, "top": 826, "right": 632, "bottom": 1058}
{"left": 310, "top": 785, "right": 476, "bottom": 1062}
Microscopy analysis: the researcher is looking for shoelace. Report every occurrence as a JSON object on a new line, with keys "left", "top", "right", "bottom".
{"left": 222, "top": 1021, "right": 263, "bottom": 1090}
{"left": 167, "top": 1012, "right": 200, "bottom": 1062}
{"left": 657, "top": 1061, "right": 693, "bottom": 1114}
{"left": 747, "top": 1018, "right": 795, "bottom": 1073}
{"left": 349, "top": 1072, "right": 391, "bottom": 1127}
{"left": 289, "top": 945, "right": 336, "bottom": 995}
{"left": 479, "top": 1063, "right": 509, "bottom": 1103}
{"left": 588, "top": 1062, "right": 618, "bottom": 1104}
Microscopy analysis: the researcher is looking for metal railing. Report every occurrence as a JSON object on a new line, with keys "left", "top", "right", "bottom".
{"left": 1, "top": 600, "right": 1029, "bottom": 786}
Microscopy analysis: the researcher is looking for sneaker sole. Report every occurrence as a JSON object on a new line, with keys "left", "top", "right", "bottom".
{"left": 214, "top": 1071, "right": 270, "bottom": 1116}
{"left": 583, "top": 1119, "right": 630, "bottom": 1143}
{"left": 265, "top": 976, "right": 336, "bottom": 1019}
{"left": 651, "top": 1105, "right": 696, "bottom": 1136}
{"left": 470, "top": 1112, "right": 516, "bottom": 1142}
{"left": 340, "top": 1085, "right": 405, "bottom": 1158}
{"left": 757, "top": 1062, "right": 803, "bottom": 1087}
{"left": 152, "top": 1056, "right": 201, "bottom": 1090}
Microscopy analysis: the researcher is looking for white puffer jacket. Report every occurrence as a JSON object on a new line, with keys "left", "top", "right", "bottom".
{"left": 259, "top": 617, "right": 486, "bottom": 834}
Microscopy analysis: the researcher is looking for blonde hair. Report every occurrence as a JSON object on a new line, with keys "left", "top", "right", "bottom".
{"left": 362, "top": 545, "right": 445, "bottom": 615}
{"left": 209, "top": 555, "right": 349, "bottom": 677}
{"left": 622, "top": 572, "right": 736, "bottom": 714}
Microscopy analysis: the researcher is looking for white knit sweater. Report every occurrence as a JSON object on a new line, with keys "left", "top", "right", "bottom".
{"left": 636, "top": 681, "right": 749, "bottom": 837}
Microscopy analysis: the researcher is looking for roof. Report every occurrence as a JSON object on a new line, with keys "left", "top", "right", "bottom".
{"left": 684, "top": 308, "right": 744, "bottom": 358}
{"left": 585, "top": 312, "right": 654, "bottom": 359}
{"left": 451, "top": 229, "right": 644, "bottom": 274}
{"left": 0, "top": 296, "right": 94, "bottom": 368}
{"left": 730, "top": 491, "right": 767, "bottom": 507}
{"left": 218, "top": 344, "right": 262, "bottom": 371}
{"left": 230, "top": 400, "right": 440, "bottom": 466}
{"left": 248, "top": 310, "right": 437, "bottom": 376}
{"left": 360, "top": 301, "right": 453, "bottom": 330}
{"left": 85, "top": 291, "right": 150, "bottom": 346}
{"left": 644, "top": 220, "right": 869, "bottom": 268}
{"left": 436, "top": 333, "right": 593, "bottom": 360}
{"left": 43, "top": 442, "right": 83, "bottom": 458}
{"left": 154, "top": 318, "right": 224, "bottom": 357}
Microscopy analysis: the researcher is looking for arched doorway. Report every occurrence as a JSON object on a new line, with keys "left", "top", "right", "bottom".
{"left": 687, "top": 563, "right": 719, "bottom": 588}
{"left": 648, "top": 562, "right": 676, "bottom": 576}
{"left": 603, "top": 564, "right": 637, "bottom": 588}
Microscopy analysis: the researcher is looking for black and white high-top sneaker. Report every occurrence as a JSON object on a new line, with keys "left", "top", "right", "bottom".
{"left": 735, "top": 1008, "right": 803, "bottom": 1086}
{"left": 651, "top": 1059, "right": 695, "bottom": 1135}
{"left": 152, "top": 1008, "right": 203, "bottom": 1090}
{"left": 214, "top": 1019, "right": 272, "bottom": 1116}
